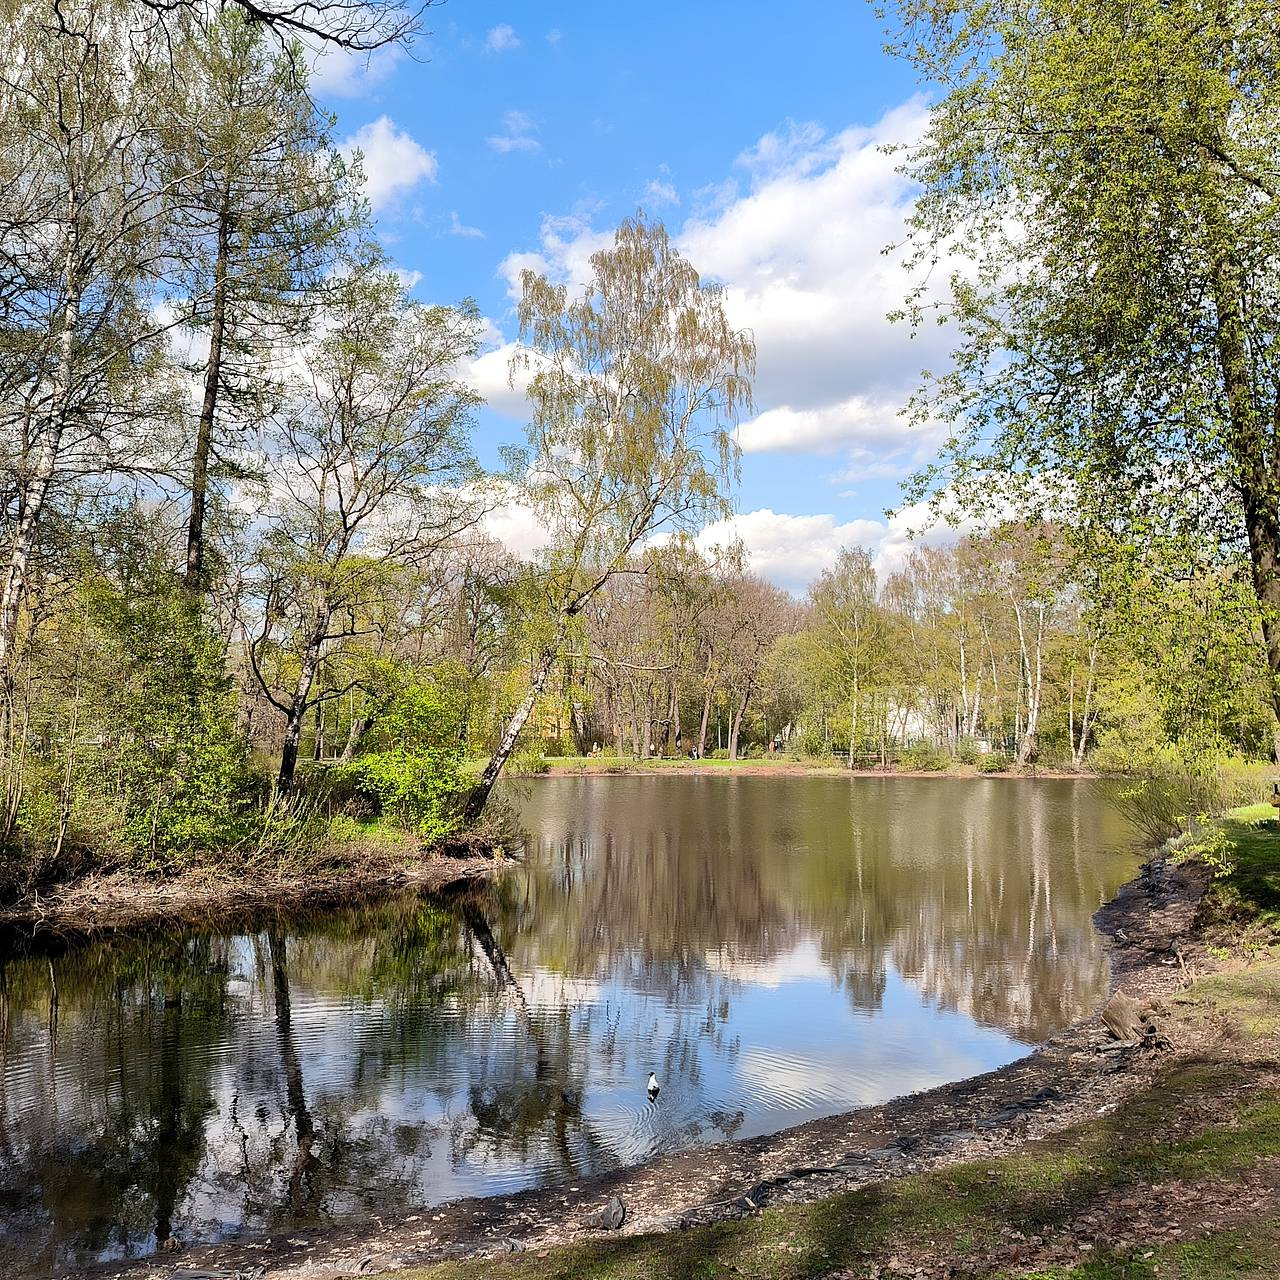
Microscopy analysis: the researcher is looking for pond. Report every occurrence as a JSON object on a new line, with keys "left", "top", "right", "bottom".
{"left": 0, "top": 776, "right": 1136, "bottom": 1274}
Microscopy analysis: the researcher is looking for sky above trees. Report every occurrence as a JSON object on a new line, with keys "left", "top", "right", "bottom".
{"left": 312, "top": 2, "right": 943, "bottom": 592}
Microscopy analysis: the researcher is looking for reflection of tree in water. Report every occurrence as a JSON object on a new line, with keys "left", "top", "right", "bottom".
{"left": 501, "top": 777, "right": 1128, "bottom": 1042}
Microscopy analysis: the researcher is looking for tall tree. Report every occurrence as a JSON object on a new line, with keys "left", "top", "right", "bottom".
{"left": 247, "top": 258, "right": 482, "bottom": 790}
{"left": 464, "top": 215, "right": 754, "bottom": 819}
{"left": 166, "top": 11, "right": 352, "bottom": 592}
{"left": 889, "top": 0, "right": 1280, "bottom": 736}
{"left": 0, "top": 0, "right": 185, "bottom": 675}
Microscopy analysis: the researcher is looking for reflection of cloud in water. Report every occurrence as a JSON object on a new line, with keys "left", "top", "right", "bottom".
{"left": 704, "top": 939, "right": 833, "bottom": 987}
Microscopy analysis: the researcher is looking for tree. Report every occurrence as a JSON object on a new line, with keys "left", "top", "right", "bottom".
{"left": 0, "top": 0, "right": 187, "bottom": 676}
{"left": 888, "top": 0, "right": 1280, "bottom": 737}
{"left": 812, "top": 548, "right": 889, "bottom": 761}
{"left": 165, "top": 11, "right": 352, "bottom": 592}
{"left": 464, "top": 215, "right": 754, "bottom": 819}
{"left": 719, "top": 574, "right": 795, "bottom": 759}
{"left": 247, "top": 259, "right": 482, "bottom": 791}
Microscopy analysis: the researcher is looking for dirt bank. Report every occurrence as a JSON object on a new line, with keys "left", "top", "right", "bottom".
{"left": 87, "top": 854, "right": 1209, "bottom": 1280}
{"left": 0, "top": 848, "right": 501, "bottom": 943}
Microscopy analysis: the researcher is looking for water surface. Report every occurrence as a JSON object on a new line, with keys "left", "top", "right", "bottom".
{"left": 0, "top": 776, "right": 1134, "bottom": 1273}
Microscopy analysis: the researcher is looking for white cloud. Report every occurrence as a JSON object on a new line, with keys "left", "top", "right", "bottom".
{"left": 643, "top": 178, "right": 680, "bottom": 208}
{"left": 691, "top": 502, "right": 976, "bottom": 593}
{"left": 449, "top": 211, "right": 485, "bottom": 239}
{"left": 736, "top": 396, "right": 941, "bottom": 456}
{"left": 307, "top": 44, "right": 402, "bottom": 98}
{"left": 487, "top": 109, "right": 540, "bottom": 155}
{"left": 695, "top": 509, "right": 886, "bottom": 594}
{"left": 484, "top": 23, "right": 521, "bottom": 52}
{"left": 679, "top": 99, "right": 949, "bottom": 420}
{"left": 545, "top": 28, "right": 563, "bottom": 46}
{"left": 483, "top": 496, "right": 551, "bottom": 558}
{"left": 464, "top": 338, "right": 537, "bottom": 419}
{"left": 341, "top": 116, "right": 437, "bottom": 211}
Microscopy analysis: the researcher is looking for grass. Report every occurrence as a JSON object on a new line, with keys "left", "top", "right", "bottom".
{"left": 1211, "top": 807, "right": 1280, "bottom": 929}
{"left": 382, "top": 1065, "right": 1280, "bottom": 1280}
{"left": 1023, "top": 1219, "right": 1280, "bottom": 1278}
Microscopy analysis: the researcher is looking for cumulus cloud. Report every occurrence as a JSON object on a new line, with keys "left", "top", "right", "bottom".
{"left": 736, "top": 396, "right": 941, "bottom": 456}
{"left": 341, "top": 116, "right": 437, "bottom": 211}
{"left": 691, "top": 502, "right": 977, "bottom": 593}
{"left": 487, "top": 109, "right": 540, "bottom": 154}
{"left": 485, "top": 23, "right": 521, "bottom": 52}
{"left": 643, "top": 178, "right": 680, "bottom": 208}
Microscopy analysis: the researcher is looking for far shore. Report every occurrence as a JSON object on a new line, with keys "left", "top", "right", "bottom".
{"left": 520, "top": 756, "right": 1099, "bottom": 780}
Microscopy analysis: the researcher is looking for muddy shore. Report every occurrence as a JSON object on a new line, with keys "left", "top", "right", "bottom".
{"left": 0, "top": 849, "right": 500, "bottom": 944}
{"left": 81, "top": 852, "right": 1208, "bottom": 1280}
{"left": 535, "top": 761, "right": 1097, "bottom": 780}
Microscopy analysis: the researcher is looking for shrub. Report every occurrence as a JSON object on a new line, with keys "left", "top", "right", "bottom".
{"left": 976, "top": 752, "right": 1008, "bottom": 773}
{"left": 710, "top": 748, "right": 729, "bottom": 759}
{"left": 335, "top": 679, "right": 466, "bottom": 844}
{"left": 899, "top": 742, "right": 952, "bottom": 772}
{"left": 510, "top": 750, "right": 549, "bottom": 775}
{"left": 956, "top": 738, "right": 982, "bottom": 766}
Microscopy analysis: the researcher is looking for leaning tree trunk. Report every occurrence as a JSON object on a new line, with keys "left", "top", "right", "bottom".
{"left": 463, "top": 638, "right": 559, "bottom": 823}
{"left": 728, "top": 686, "right": 751, "bottom": 759}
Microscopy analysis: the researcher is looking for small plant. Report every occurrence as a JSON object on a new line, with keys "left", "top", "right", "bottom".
{"left": 976, "top": 752, "right": 1008, "bottom": 773}
{"left": 1175, "top": 813, "right": 1238, "bottom": 879}
{"left": 510, "top": 750, "right": 549, "bottom": 775}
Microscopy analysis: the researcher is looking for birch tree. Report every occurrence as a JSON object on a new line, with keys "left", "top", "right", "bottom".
{"left": 464, "top": 215, "right": 754, "bottom": 819}
{"left": 247, "top": 260, "right": 482, "bottom": 790}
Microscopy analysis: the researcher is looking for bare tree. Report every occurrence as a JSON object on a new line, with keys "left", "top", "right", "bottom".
{"left": 246, "top": 259, "right": 482, "bottom": 790}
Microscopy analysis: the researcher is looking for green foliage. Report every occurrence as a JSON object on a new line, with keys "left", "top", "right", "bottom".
{"left": 976, "top": 752, "right": 1008, "bottom": 773}
{"left": 17, "top": 521, "right": 257, "bottom": 862}
{"left": 335, "top": 678, "right": 466, "bottom": 844}
{"left": 899, "top": 742, "right": 953, "bottom": 771}
{"left": 510, "top": 750, "right": 550, "bottom": 775}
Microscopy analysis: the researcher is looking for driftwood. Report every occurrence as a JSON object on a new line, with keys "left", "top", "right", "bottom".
{"left": 1102, "top": 990, "right": 1147, "bottom": 1043}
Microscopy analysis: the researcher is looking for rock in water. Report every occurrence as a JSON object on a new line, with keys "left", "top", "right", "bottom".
{"left": 583, "top": 1195, "right": 627, "bottom": 1231}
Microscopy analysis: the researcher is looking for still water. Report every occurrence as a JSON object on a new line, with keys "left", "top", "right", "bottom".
{"left": 0, "top": 776, "right": 1135, "bottom": 1273}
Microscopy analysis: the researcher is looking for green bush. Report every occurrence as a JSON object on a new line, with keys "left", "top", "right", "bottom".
{"left": 956, "top": 738, "right": 982, "bottom": 766}
{"left": 510, "top": 749, "right": 549, "bottom": 775}
{"left": 899, "top": 742, "right": 952, "bottom": 772}
{"left": 335, "top": 678, "right": 466, "bottom": 844}
{"left": 976, "top": 752, "right": 1008, "bottom": 773}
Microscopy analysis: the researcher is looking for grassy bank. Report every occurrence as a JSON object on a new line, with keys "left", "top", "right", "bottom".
{"left": 379, "top": 814, "right": 1280, "bottom": 1280}
{"left": 502, "top": 754, "right": 1092, "bottom": 779}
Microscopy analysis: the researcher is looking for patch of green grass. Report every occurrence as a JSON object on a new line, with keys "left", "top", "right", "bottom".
{"left": 390, "top": 1068, "right": 1280, "bottom": 1280}
{"left": 1210, "top": 814, "right": 1280, "bottom": 928}
{"left": 1023, "top": 1217, "right": 1280, "bottom": 1278}
{"left": 1177, "top": 964, "right": 1280, "bottom": 1038}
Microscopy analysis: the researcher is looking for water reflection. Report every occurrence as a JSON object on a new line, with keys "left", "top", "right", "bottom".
{"left": 0, "top": 777, "right": 1134, "bottom": 1274}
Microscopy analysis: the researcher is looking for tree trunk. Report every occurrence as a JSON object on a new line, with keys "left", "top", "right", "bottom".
{"left": 0, "top": 229, "right": 83, "bottom": 672}
{"left": 1208, "top": 220, "right": 1280, "bottom": 734}
{"left": 277, "top": 605, "right": 331, "bottom": 792}
{"left": 185, "top": 184, "right": 232, "bottom": 592}
{"left": 728, "top": 686, "right": 751, "bottom": 759}
{"left": 696, "top": 655, "right": 714, "bottom": 756}
{"left": 463, "top": 635, "right": 560, "bottom": 823}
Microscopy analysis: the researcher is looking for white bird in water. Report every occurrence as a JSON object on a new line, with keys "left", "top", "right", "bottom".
{"left": 647, "top": 1072, "right": 660, "bottom": 1100}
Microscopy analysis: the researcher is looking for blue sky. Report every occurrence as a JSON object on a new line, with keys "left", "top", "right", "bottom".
{"left": 312, "top": 2, "right": 956, "bottom": 592}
